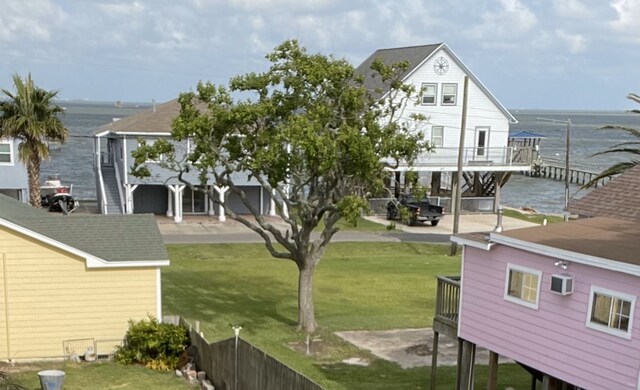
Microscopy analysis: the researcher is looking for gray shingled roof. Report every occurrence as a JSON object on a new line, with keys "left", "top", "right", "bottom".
{"left": 356, "top": 44, "right": 441, "bottom": 100}
{"left": 567, "top": 165, "right": 640, "bottom": 222}
{"left": 95, "top": 99, "right": 181, "bottom": 134}
{"left": 355, "top": 43, "right": 517, "bottom": 123}
{"left": 0, "top": 194, "right": 168, "bottom": 263}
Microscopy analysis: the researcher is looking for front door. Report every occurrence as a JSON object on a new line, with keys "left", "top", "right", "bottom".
{"left": 475, "top": 127, "right": 489, "bottom": 157}
{"left": 182, "top": 186, "right": 206, "bottom": 214}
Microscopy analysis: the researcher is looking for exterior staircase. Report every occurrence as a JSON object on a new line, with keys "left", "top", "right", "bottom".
{"left": 100, "top": 166, "right": 123, "bottom": 215}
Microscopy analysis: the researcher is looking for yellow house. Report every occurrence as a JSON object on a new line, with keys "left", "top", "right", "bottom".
{"left": 0, "top": 194, "right": 169, "bottom": 361}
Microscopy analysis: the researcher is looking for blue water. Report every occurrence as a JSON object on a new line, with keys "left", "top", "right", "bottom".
{"left": 41, "top": 104, "right": 640, "bottom": 214}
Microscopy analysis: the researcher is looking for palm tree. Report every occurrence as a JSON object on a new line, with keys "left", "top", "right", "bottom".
{"left": 584, "top": 93, "right": 640, "bottom": 187}
{"left": 0, "top": 74, "right": 68, "bottom": 207}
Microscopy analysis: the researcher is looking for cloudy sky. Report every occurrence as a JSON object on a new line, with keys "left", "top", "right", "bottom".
{"left": 0, "top": 0, "right": 638, "bottom": 110}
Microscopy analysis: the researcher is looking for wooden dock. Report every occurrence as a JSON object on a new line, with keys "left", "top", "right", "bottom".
{"left": 525, "top": 158, "right": 613, "bottom": 188}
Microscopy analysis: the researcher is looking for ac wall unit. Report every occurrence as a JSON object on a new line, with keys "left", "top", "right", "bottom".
{"left": 550, "top": 274, "right": 573, "bottom": 295}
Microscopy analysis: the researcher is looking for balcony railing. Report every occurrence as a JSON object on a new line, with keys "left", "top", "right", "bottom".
{"left": 400, "top": 146, "right": 532, "bottom": 169}
{"left": 434, "top": 275, "right": 461, "bottom": 329}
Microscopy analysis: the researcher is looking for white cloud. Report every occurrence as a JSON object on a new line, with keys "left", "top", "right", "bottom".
{"left": 610, "top": 0, "right": 640, "bottom": 42}
{"left": 553, "top": 0, "right": 592, "bottom": 18}
{"left": 466, "top": 0, "right": 537, "bottom": 41}
{"left": 555, "top": 29, "right": 586, "bottom": 53}
{"left": 97, "top": 2, "right": 145, "bottom": 17}
{"left": 0, "top": 0, "right": 67, "bottom": 42}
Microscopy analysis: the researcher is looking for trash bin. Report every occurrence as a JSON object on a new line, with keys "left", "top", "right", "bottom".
{"left": 37, "top": 370, "right": 65, "bottom": 390}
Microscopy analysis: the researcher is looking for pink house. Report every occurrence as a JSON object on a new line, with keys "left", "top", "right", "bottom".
{"left": 439, "top": 217, "right": 640, "bottom": 389}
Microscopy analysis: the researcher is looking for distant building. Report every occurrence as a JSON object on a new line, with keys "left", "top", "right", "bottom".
{"left": 0, "top": 137, "right": 28, "bottom": 202}
{"left": 93, "top": 100, "right": 271, "bottom": 222}
{"left": 356, "top": 43, "right": 532, "bottom": 210}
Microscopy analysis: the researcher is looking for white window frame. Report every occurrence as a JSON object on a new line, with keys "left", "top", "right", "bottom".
{"left": 504, "top": 263, "right": 542, "bottom": 310}
{"left": 442, "top": 83, "right": 457, "bottom": 105}
{"left": 586, "top": 286, "right": 635, "bottom": 339}
{"left": 431, "top": 126, "right": 444, "bottom": 147}
{"left": 0, "top": 141, "right": 14, "bottom": 166}
{"left": 421, "top": 83, "right": 437, "bottom": 105}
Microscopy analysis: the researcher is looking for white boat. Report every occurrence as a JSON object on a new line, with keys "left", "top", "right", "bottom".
{"left": 41, "top": 175, "right": 73, "bottom": 197}
{"left": 40, "top": 175, "right": 78, "bottom": 214}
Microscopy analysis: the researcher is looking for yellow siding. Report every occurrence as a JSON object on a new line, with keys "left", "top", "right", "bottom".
{"left": 0, "top": 226, "right": 158, "bottom": 360}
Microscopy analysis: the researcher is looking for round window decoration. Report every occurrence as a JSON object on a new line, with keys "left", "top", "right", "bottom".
{"left": 434, "top": 56, "right": 449, "bottom": 75}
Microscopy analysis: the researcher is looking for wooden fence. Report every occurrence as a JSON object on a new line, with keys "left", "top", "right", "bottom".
{"left": 165, "top": 316, "right": 324, "bottom": 390}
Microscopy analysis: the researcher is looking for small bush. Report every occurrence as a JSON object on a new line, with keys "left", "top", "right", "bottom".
{"left": 114, "top": 316, "right": 189, "bottom": 371}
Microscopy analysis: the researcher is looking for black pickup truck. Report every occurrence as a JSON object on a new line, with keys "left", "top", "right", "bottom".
{"left": 386, "top": 194, "right": 444, "bottom": 226}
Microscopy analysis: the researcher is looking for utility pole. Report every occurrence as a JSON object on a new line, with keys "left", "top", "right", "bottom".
{"left": 450, "top": 76, "right": 469, "bottom": 256}
{"left": 537, "top": 117, "right": 572, "bottom": 221}
{"left": 564, "top": 119, "right": 571, "bottom": 221}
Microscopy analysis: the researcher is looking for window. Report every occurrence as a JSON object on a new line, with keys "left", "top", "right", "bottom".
{"left": 587, "top": 286, "right": 635, "bottom": 338}
{"left": 0, "top": 142, "right": 13, "bottom": 164}
{"left": 431, "top": 126, "right": 444, "bottom": 147}
{"left": 421, "top": 83, "right": 437, "bottom": 105}
{"left": 442, "top": 83, "right": 457, "bottom": 105}
{"left": 504, "top": 264, "right": 542, "bottom": 309}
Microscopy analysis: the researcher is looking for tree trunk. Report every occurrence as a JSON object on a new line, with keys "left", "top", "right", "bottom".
{"left": 28, "top": 151, "right": 41, "bottom": 208}
{"left": 297, "top": 264, "right": 317, "bottom": 334}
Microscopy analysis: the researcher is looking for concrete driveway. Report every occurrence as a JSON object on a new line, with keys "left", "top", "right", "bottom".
{"left": 157, "top": 213, "right": 538, "bottom": 244}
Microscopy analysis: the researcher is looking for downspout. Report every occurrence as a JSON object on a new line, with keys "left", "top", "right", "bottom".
{"left": 2, "top": 253, "right": 11, "bottom": 360}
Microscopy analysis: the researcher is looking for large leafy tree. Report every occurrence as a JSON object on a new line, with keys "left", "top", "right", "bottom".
{"left": 585, "top": 93, "right": 640, "bottom": 187}
{"left": 0, "top": 74, "right": 68, "bottom": 207}
{"left": 132, "top": 40, "right": 429, "bottom": 333}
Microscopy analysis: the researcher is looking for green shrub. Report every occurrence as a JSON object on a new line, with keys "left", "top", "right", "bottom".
{"left": 114, "top": 317, "right": 189, "bottom": 371}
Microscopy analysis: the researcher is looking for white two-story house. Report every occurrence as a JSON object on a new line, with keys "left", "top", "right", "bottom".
{"left": 356, "top": 43, "right": 531, "bottom": 211}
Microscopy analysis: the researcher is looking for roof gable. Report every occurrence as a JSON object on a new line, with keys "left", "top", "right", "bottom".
{"left": 355, "top": 43, "right": 516, "bottom": 123}
{"left": 567, "top": 165, "right": 640, "bottom": 222}
{"left": 0, "top": 194, "right": 168, "bottom": 266}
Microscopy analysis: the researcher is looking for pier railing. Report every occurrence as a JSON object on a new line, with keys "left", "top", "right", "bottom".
{"left": 396, "top": 146, "right": 532, "bottom": 170}
{"left": 528, "top": 158, "right": 613, "bottom": 187}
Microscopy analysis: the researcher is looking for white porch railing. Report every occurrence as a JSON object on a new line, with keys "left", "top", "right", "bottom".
{"left": 399, "top": 146, "right": 532, "bottom": 169}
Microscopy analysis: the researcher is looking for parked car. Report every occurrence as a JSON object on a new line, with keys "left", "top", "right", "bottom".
{"left": 386, "top": 193, "right": 444, "bottom": 226}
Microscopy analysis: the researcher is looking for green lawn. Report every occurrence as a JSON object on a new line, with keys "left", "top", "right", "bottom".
{"left": 8, "top": 361, "right": 195, "bottom": 389}
{"left": 164, "top": 242, "right": 534, "bottom": 389}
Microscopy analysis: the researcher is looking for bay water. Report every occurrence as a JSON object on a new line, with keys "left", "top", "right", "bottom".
{"left": 41, "top": 103, "right": 639, "bottom": 215}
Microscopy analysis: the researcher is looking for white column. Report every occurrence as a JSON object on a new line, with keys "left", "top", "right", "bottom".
{"left": 207, "top": 185, "right": 215, "bottom": 216}
{"left": 168, "top": 185, "right": 185, "bottom": 223}
{"left": 166, "top": 187, "right": 173, "bottom": 217}
{"left": 269, "top": 189, "right": 277, "bottom": 217}
{"left": 214, "top": 185, "right": 229, "bottom": 222}
{"left": 124, "top": 184, "right": 138, "bottom": 214}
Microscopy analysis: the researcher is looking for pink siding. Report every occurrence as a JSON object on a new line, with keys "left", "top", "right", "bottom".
{"left": 459, "top": 245, "right": 640, "bottom": 390}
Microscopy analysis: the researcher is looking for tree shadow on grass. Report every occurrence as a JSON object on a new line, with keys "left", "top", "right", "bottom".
{"left": 162, "top": 267, "right": 300, "bottom": 338}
